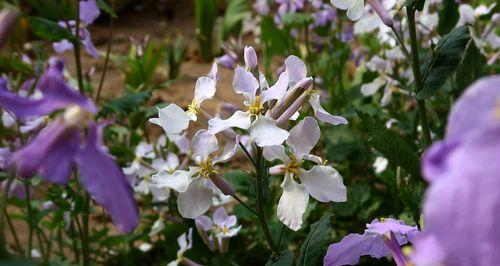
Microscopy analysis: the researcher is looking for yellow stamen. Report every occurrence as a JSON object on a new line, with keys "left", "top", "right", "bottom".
{"left": 284, "top": 155, "right": 302, "bottom": 175}
{"left": 199, "top": 159, "right": 219, "bottom": 178}
{"left": 187, "top": 99, "right": 201, "bottom": 115}
{"left": 249, "top": 95, "right": 263, "bottom": 115}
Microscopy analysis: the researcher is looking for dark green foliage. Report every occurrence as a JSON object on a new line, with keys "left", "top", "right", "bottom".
{"left": 297, "top": 214, "right": 333, "bottom": 266}
{"left": 28, "top": 17, "right": 75, "bottom": 42}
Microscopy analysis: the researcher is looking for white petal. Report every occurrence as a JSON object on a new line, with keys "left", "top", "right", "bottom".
{"left": 208, "top": 110, "right": 252, "bottom": 134}
{"left": 213, "top": 135, "right": 241, "bottom": 163}
{"left": 149, "top": 104, "right": 191, "bottom": 135}
{"left": 299, "top": 165, "right": 347, "bottom": 202}
{"left": 194, "top": 76, "right": 216, "bottom": 102}
{"left": 347, "top": 0, "right": 365, "bottom": 21}
{"left": 330, "top": 0, "right": 356, "bottom": 10}
{"left": 287, "top": 117, "right": 320, "bottom": 158}
{"left": 263, "top": 145, "right": 290, "bottom": 163}
{"left": 289, "top": 111, "right": 300, "bottom": 121}
{"left": 277, "top": 173, "right": 309, "bottom": 231}
{"left": 308, "top": 93, "right": 348, "bottom": 125}
{"left": 233, "top": 66, "right": 259, "bottom": 101}
{"left": 178, "top": 178, "right": 213, "bottom": 219}
{"left": 261, "top": 72, "right": 289, "bottom": 103}
{"left": 207, "top": 62, "right": 218, "bottom": 80}
{"left": 151, "top": 186, "right": 170, "bottom": 202}
{"left": 191, "top": 130, "right": 219, "bottom": 162}
{"left": 361, "top": 77, "right": 386, "bottom": 96}
{"left": 302, "top": 154, "right": 323, "bottom": 165}
{"left": 249, "top": 115, "right": 290, "bottom": 147}
{"left": 285, "top": 55, "right": 307, "bottom": 86}
{"left": 151, "top": 170, "right": 194, "bottom": 192}
{"left": 259, "top": 71, "right": 269, "bottom": 90}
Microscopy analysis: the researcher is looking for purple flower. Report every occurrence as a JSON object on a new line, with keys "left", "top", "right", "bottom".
{"left": 195, "top": 207, "right": 241, "bottom": 253}
{"left": 53, "top": 0, "right": 100, "bottom": 58}
{"left": 0, "top": 59, "right": 138, "bottom": 233}
{"left": 414, "top": 75, "right": 500, "bottom": 266}
{"left": 253, "top": 0, "right": 270, "bottom": 15}
{"left": 324, "top": 218, "right": 419, "bottom": 266}
{"left": 1, "top": 179, "right": 26, "bottom": 200}
{"left": 216, "top": 53, "right": 238, "bottom": 69}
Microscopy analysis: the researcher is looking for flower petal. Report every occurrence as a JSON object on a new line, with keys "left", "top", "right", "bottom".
{"left": 261, "top": 72, "right": 289, "bottom": 103}
{"left": 213, "top": 135, "right": 241, "bottom": 163}
{"left": 277, "top": 173, "right": 309, "bottom": 231}
{"left": 208, "top": 110, "right": 252, "bottom": 134}
{"left": 195, "top": 215, "right": 213, "bottom": 231}
{"left": 194, "top": 76, "right": 216, "bottom": 102}
{"left": 149, "top": 104, "right": 191, "bottom": 135}
{"left": 309, "top": 93, "right": 348, "bottom": 125}
{"left": 361, "top": 77, "right": 385, "bottom": 96}
{"left": 249, "top": 115, "right": 289, "bottom": 147}
{"left": 79, "top": 0, "right": 100, "bottom": 25}
{"left": 75, "top": 123, "right": 139, "bottom": 233}
{"left": 213, "top": 207, "right": 229, "bottom": 227}
{"left": 287, "top": 116, "right": 320, "bottom": 158}
{"left": 151, "top": 169, "right": 194, "bottom": 193}
{"left": 285, "top": 55, "right": 307, "bottom": 86}
{"left": 263, "top": 145, "right": 290, "bottom": 163}
{"left": 177, "top": 178, "right": 213, "bottom": 219}
{"left": 347, "top": 0, "right": 365, "bottom": 21}
{"left": 330, "top": 0, "right": 356, "bottom": 10}
{"left": 191, "top": 130, "right": 219, "bottom": 162}
{"left": 324, "top": 233, "right": 387, "bottom": 266}
{"left": 299, "top": 165, "right": 347, "bottom": 202}
{"left": 233, "top": 66, "right": 259, "bottom": 101}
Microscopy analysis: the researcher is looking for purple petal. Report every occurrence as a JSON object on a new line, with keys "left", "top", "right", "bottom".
{"left": 8, "top": 119, "right": 77, "bottom": 184}
{"left": 81, "top": 29, "right": 99, "bottom": 58}
{"left": 213, "top": 207, "right": 229, "bottom": 228}
{"left": 366, "top": 218, "right": 419, "bottom": 236}
{"left": 79, "top": 0, "right": 100, "bottom": 25}
{"left": 75, "top": 122, "right": 139, "bottom": 233}
{"left": 195, "top": 215, "right": 213, "bottom": 231}
{"left": 324, "top": 233, "right": 388, "bottom": 266}
{"left": 53, "top": 39, "right": 74, "bottom": 54}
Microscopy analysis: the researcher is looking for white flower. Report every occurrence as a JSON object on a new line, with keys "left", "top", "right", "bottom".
{"left": 263, "top": 117, "right": 347, "bottom": 230}
{"left": 149, "top": 64, "right": 218, "bottom": 136}
{"left": 374, "top": 157, "right": 389, "bottom": 174}
{"left": 167, "top": 228, "right": 193, "bottom": 266}
{"left": 152, "top": 130, "right": 239, "bottom": 218}
{"left": 208, "top": 66, "right": 290, "bottom": 147}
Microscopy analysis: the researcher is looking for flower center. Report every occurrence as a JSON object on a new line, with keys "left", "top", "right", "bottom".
{"left": 249, "top": 95, "right": 263, "bottom": 115}
{"left": 199, "top": 159, "right": 218, "bottom": 178}
{"left": 63, "top": 105, "right": 92, "bottom": 128}
{"left": 494, "top": 100, "right": 500, "bottom": 120}
{"left": 187, "top": 99, "right": 201, "bottom": 115}
{"left": 284, "top": 155, "right": 302, "bottom": 175}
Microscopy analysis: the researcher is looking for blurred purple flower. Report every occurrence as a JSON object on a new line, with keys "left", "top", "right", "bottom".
{"left": 0, "top": 147, "right": 10, "bottom": 169}
{"left": 1, "top": 180, "right": 26, "bottom": 200}
{"left": 195, "top": 207, "right": 241, "bottom": 253}
{"left": 253, "top": 0, "right": 270, "bottom": 15}
{"left": 324, "top": 218, "right": 419, "bottom": 266}
{"left": 414, "top": 75, "right": 500, "bottom": 266}
{"left": 313, "top": 5, "right": 337, "bottom": 27}
{"left": 53, "top": 0, "right": 100, "bottom": 58}
{"left": 0, "top": 59, "right": 138, "bottom": 233}
{"left": 216, "top": 53, "right": 238, "bottom": 69}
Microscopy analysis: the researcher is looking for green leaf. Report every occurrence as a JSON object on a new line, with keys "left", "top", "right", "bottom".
{"left": 265, "top": 250, "right": 293, "bottom": 266}
{"left": 454, "top": 40, "right": 486, "bottom": 93}
{"left": 281, "top": 13, "right": 313, "bottom": 28}
{"left": 357, "top": 111, "right": 421, "bottom": 178}
{"left": 28, "top": 16, "right": 75, "bottom": 42}
{"left": 96, "top": 0, "right": 117, "bottom": 18}
{"left": 102, "top": 91, "right": 151, "bottom": 115}
{"left": 296, "top": 214, "right": 333, "bottom": 266}
{"left": 220, "top": 0, "right": 250, "bottom": 41}
{"left": 437, "top": 0, "right": 459, "bottom": 35}
{"left": 417, "top": 26, "right": 470, "bottom": 100}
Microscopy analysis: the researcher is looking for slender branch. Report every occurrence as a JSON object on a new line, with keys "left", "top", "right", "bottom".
{"left": 82, "top": 192, "right": 91, "bottom": 266}
{"left": 390, "top": 25, "right": 412, "bottom": 61}
{"left": 4, "top": 208, "right": 24, "bottom": 256}
{"left": 73, "top": 0, "right": 85, "bottom": 95}
{"left": 255, "top": 147, "right": 279, "bottom": 256}
{"left": 239, "top": 141, "right": 257, "bottom": 169}
{"left": 95, "top": 0, "right": 115, "bottom": 104}
{"left": 406, "top": 6, "right": 432, "bottom": 148}
{"left": 0, "top": 176, "right": 13, "bottom": 256}
{"left": 277, "top": 224, "right": 286, "bottom": 248}
{"left": 232, "top": 194, "right": 258, "bottom": 216}
{"left": 24, "top": 182, "right": 33, "bottom": 259}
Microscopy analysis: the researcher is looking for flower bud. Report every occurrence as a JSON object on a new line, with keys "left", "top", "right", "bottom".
{"left": 270, "top": 77, "right": 313, "bottom": 119}
{"left": 269, "top": 165, "right": 285, "bottom": 175}
{"left": 244, "top": 46, "right": 258, "bottom": 70}
{"left": 276, "top": 88, "right": 312, "bottom": 126}
{"left": 366, "top": 0, "right": 394, "bottom": 27}
{"left": 0, "top": 8, "right": 18, "bottom": 50}
{"left": 209, "top": 173, "right": 236, "bottom": 196}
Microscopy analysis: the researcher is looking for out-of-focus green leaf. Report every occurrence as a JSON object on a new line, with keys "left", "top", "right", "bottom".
{"left": 96, "top": 0, "right": 117, "bottom": 18}
{"left": 266, "top": 250, "right": 293, "bottom": 266}
{"left": 417, "top": 26, "right": 470, "bottom": 100}
{"left": 297, "top": 214, "right": 332, "bottom": 266}
{"left": 220, "top": 0, "right": 250, "bottom": 41}
{"left": 357, "top": 111, "right": 421, "bottom": 178}
{"left": 438, "top": 0, "right": 459, "bottom": 35}
{"left": 28, "top": 16, "right": 75, "bottom": 42}
{"left": 454, "top": 40, "right": 486, "bottom": 93}
{"left": 102, "top": 91, "right": 151, "bottom": 115}
{"left": 281, "top": 13, "right": 313, "bottom": 28}
{"left": 195, "top": 0, "right": 218, "bottom": 61}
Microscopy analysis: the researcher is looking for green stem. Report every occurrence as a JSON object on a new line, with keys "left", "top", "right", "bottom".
{"left": 406, "top": 6, "right": 432, "bottom": 148}
{"left": 255, "top": 147, "right": 279, "bottom": 257}
{"left": 4, "top": 208, "right": 24, "bottom": 256}
{"left": 73, "top": 0, "right": 85, "bottom": 95}
{"left": 0, "top": 176, "right": 13, "bottom": 257}
{"left": 70, "top": 220, "right": 81, "bottom": 264}
{"left": 95, "top": 0, "right": 115, "bottom": 104}
{"left": 81, "top": 193, "right": 90, "bottom": 266}
{"left": 232, "top": 194, "right": 258, "bottom": 216}
{"left": 24, "top": 182, "right": 33, "bottom": 259}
